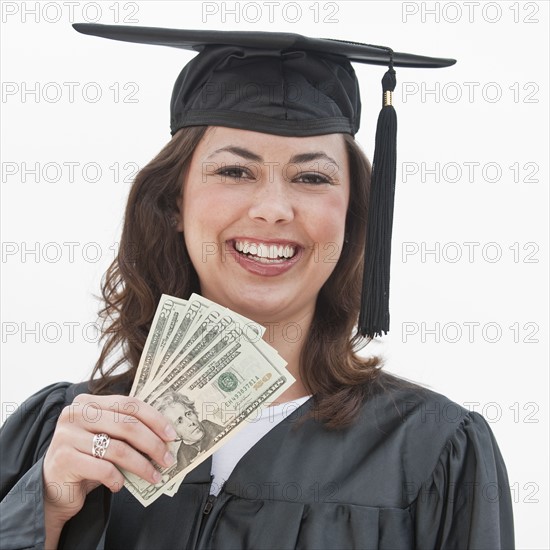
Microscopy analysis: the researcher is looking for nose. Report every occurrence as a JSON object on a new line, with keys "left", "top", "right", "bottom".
{"left": 184, "top": 417, "right": 196, "bottom": 428}
{"left": 247, "top": 176, "right": 295, "bottom": 224}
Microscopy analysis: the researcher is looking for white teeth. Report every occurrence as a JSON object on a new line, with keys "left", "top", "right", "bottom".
{"left": 282, "top": 245, "right": 295, "bottom": 258}
{"left": 233, "top": 240, "right": 296, "bottom": 260}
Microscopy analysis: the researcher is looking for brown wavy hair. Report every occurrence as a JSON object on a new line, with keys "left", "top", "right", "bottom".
{"left": 90, "top": 126, "right": 383, "bottom": 428}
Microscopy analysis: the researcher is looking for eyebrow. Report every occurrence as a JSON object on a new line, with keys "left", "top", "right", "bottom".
{"left": 206, "top": 146, "right": 340, "bottom": 168}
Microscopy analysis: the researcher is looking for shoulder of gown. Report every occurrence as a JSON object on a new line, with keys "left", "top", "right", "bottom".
{"left": 0, "top": 381, "right": 91, "bottom": 499}
{"left": 353, "top": 372, "right": 516, "bottom": 548}
{"left": 380, "top": 380, "right": 515, "bottom": 549}
{"left": 0, "top": 381, "right": 103, "bottom": 550}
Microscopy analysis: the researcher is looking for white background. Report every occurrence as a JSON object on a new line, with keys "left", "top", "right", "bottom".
{"left": 1, "top": 1, "right": 548, "bottom": 548}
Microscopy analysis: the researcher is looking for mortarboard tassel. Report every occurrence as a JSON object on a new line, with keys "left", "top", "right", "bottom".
{"left": 359, "top": 55, "right": 397, "bottom": 338}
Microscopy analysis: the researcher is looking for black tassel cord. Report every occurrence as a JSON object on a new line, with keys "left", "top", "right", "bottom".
{"left": 359, "top": 62, "right": 397, "bottom": 338}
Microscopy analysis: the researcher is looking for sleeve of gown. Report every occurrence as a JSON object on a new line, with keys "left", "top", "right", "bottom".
{"left": 0, "top": 382, "right": 110, "bottom": 550}
{"left": 414, "top": 411, "right": 515, "bottom": 550}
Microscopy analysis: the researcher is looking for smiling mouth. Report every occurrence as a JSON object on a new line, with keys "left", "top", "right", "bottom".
{"left": 231, "top": 239, "right": 299, "bottom": 264}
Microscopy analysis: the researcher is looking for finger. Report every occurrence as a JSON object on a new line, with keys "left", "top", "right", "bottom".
{"left": 56, "top": 402, "right": 175, "bottom": 469}
{"left": 76, "top": 434, "right": 164, "bottom": 486}
{"left": 44, "top": 445, "right": 126, "bottom": 496}
{"left": 67, "top": 452, "right": 127, "bottom": 493}
{"left": 67, "top": 394, "right": 177, "bottom": 441}
{"left": 70, "top": 408, "right": 175, "bottom": 469}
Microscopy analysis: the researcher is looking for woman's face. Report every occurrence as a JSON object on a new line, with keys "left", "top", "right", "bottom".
{"left": 179, "top": 126, "right": 350, "bottom": 324}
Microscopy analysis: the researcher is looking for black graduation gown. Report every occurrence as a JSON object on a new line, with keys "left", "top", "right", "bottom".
{"left": 0, "top": 376, "right": 514, "bottom": 549}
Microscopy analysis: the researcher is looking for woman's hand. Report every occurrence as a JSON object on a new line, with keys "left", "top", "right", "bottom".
{"left": 42, "top": 393, "right": 176, "bottom": 548}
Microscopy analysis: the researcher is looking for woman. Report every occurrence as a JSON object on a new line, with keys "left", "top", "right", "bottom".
{"left": 0, "top": 25, "right": 514, "bottom": 549}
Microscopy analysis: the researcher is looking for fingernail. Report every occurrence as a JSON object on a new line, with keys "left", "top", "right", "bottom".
{"left": 164, "top": 451, "right": 175, "bottom": 467}
{"left": 152, "top": 471, "right": 162, "bottom": 483}
{"left": 165, "top": 424, "right": 177, "bottom": 439}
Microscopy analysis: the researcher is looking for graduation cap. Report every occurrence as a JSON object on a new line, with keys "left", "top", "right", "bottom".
{"left": 73, "top": 23, "right": 456, "bottom": 338}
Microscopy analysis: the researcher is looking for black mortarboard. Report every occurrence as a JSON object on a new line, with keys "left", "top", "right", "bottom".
{"left": 73, "top": 23, "right": 455, "bottom": 338}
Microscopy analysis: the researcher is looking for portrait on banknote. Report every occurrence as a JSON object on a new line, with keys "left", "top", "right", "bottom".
{"left": 158, "top": 392, "right": 224, "bottom": 470}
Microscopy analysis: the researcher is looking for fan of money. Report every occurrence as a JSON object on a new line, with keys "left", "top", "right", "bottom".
{"left": 121, "top": 294, "right": 294, "bottom": 506}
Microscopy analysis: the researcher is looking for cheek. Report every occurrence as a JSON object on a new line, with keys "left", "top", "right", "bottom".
{"left": 308, "top": 193, "right": 348, "bottom": 237}
{"left": 182, "top": 186, "right": 250, "bottom": 278}
{"left": 183, "top": 182, "right": 243, "bottom": 234}
{"left": 308, "top": 193, "right": 349, "bottom": 265}
{"left": 182, "top": 187, "right": 231, "bottom": 260}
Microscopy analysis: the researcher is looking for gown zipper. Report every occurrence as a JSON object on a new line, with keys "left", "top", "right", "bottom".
{"left": 203, "top": 479, "right": 226, "bottom": 517}
{"left": 194, "top": 479, "right": 220, "bottom": 548}
{"left": 202, "top": 494, "right": 216, "bottom": 515}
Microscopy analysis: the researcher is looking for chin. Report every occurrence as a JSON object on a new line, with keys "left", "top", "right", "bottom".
{"left": 235, "top": 294, "right": 309, "bottom": 325}
{"left": 201, "top": 276, "right": 320, "bottom": 323}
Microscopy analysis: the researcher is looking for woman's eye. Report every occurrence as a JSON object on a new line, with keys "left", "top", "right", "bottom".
{"left": 296, "top": 172, "right": 332, "bottom": 185}
{"left": 216, "top": 166, "right": 252, "bottom": 180}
